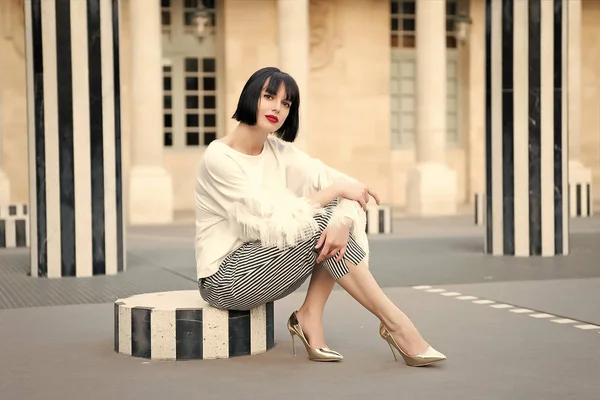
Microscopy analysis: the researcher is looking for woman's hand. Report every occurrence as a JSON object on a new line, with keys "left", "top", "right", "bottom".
{"left": 333, "top": 181, "right": 381, "bottom": 211}
{"left": 315, "top": 222, "right": 351, "bottom": 263}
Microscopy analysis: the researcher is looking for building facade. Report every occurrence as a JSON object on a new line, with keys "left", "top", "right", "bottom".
{"left": 0, "top": 0, "right": 599, "bottom": 225}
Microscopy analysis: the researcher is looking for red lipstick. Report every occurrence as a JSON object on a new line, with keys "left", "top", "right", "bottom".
{"left": 265, "top": 115, "right": 278, "bottom": 123}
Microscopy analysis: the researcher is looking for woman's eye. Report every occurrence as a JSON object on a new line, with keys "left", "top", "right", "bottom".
{"left": 283, "top": 103, "right": 291, "bottom": 108}
{"left": 264, "top": 94, "right": 273, "bottom": 99}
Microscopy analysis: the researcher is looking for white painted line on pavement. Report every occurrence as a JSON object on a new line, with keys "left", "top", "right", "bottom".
{"left": 574, "top": 324, "right": 600, "bottom": 330}
{"left": 412, "top": 285, "right": 432, "bottom": 290}
{"left": 490, "top": 304, "right": 513, "bottom": 309}
{"left": 426, "top": 288, "right": 446, "bottom": 293}
{"left": 551, "top": 319, "right": 577, "bottom": 324}
{"left": 509, "top": 308, "right": 533, "bottom": 314}
{"left": 529, "top": 313, "right": 555, "bottom": 319}
{"left": 456, "top": 295, "right": 478, "bottom": 300}
{"left": 440, "top": 292, "right": 461, "bottom": 296}
{"left": 473, "top": 300, "right": 495, "bottom": 304}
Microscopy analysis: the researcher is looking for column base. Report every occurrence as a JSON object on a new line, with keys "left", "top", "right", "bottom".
{"left": 405, "top": 162, "right": 457, "bottom": 217}
{"left": 128, "top": 166, "right": 173, "bottom": 225}
{"left": 0, "top": 169, "right": 10, "bottom": 205}
{"left": 568, "top": 160, "right": 593, "bottom": 217}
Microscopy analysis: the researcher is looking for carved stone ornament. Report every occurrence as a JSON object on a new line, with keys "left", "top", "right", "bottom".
{"left": 1, "top": 0, "right": 25, "bottom": 58}
{"left": 309, "top": 0, "right": 342, "bottom": 71}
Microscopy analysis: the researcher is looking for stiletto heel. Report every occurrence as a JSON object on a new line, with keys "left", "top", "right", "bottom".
{"left": 290, "top": 332, "right": 296, "bottom": 356}
{"left": 286, "top": 311, "right": 343, "bottom": 362}
{"left": 379, "top": 323, "right": 446, "bottom": 367}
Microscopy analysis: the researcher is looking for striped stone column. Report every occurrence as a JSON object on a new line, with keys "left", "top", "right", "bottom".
{"left": 24, "top": 0, "right": 125, "bottom": 277}
{"left": 484, "top": 0, "right": 569, "bottom": 256}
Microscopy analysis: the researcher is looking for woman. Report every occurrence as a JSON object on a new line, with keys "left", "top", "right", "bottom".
{"left": 194, "top": 67, "right": 446, "bottom": 367}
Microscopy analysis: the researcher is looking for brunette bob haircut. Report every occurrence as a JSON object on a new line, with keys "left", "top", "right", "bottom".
{"left": 232, "top": 67, "right": 300, "bottom": 143}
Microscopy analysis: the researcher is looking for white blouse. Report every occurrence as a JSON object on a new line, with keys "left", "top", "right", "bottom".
{"left": 193, "top": 136, "right": 369, "bottom": 279}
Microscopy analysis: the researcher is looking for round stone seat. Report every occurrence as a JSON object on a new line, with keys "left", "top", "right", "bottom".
{"left": 114, "top": 290, "right": 274, "bottom": 361}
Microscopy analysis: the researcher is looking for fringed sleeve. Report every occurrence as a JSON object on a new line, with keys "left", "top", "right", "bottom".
{"left": 280, "top": 141, "right": 371, "bottom": 265}
{"left": 203, "top": 149, "right": 324, "bottom": 249}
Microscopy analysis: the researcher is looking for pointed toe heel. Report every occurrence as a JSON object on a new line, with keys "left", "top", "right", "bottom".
{"left": 379, "top": 323, "right": 446, "bottom": 367}
{"left": 287, "top": 311, "right": 343, "bottom": 362}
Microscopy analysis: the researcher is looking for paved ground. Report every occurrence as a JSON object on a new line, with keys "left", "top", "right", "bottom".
{"left": 1, "top": 215, "right": 599, "bottom": 399}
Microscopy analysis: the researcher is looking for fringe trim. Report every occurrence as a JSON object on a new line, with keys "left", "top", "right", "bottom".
{"left": 227, "top": 190, "right": 325, "bottom": 250}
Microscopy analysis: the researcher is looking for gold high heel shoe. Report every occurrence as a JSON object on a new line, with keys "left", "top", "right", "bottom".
{"left": 287, "top": 311, "right": 343, "bottom": 362}
{"left": 379, "top": 323, "right": 446, "bottom": 367}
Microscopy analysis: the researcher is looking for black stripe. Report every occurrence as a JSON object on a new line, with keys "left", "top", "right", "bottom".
{"left": 501, "top": 0, "right": 514, "bottom": 255}
{"left": 586, "top": 183, "right": 591, "bottom": 216}
{"left": 576, "top": 184, "right": 582, "bottom": 217}
{"left": 24, "top": 204, "right": 28, "bottom": 215}
{"left": 56, "top": 0, "right": 76, "bottom": 276}
{"left": 31, "top": 0, "right": 47, "bottom": 276}
{"left": 87, "top": 0, "right": 106, "bottom": 275}
{"left": 378, "top": 209, "right": 384, "bottom": 233}
{"left": 553, "top": 0, "right": 563, "bottom": 253}
{"left": 528, "top": 0, "right": 542, "bottom": 255}
{"left": 175, "top": 309, "right": 203, "bottom": 360}
{"left": 131, "top": 307, "right": 152, "bottom": 358}
{"left": 228, "top": 310, "right": 251, "bottom": 357}
{"left": 15, "top": 220, "right": 27, "bottom": 248}
{"left": 266, "top": 302, "right": 274, "bottom": 350}
{"left": 114, "top": 303, "right": 119, "bottom": 352}
{"left": 365, "top": 211, "right": 369, "bottom": 233}
{"left": 9, "top": 205, "right": 16, "bottom": 216}
{"left": 112, "top": 0, "right": 124, "bottom": 272}
{"left": 0, "top": 220, "right": 5, "bottom": 248}
{"left": 474, "top": 194, "right": 479, "bottom": 224}
{"left": 485, "top": 0, "right": 493, "bottom": 252}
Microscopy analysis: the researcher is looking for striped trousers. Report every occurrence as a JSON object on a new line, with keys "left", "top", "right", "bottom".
{"left": 199, "top": 202, "right": 367, "bottom": 311}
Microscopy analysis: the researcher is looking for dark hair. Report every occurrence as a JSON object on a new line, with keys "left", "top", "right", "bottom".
{"left": 231, "top": 67, "right": 300, "bottom": 142}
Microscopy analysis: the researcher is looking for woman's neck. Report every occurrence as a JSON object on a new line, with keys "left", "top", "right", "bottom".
{"left": 223, "top": 123, "right": 269, "bottom": 156}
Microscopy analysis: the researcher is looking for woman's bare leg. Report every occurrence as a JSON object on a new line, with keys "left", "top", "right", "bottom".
{"left": 295, "top": 263, "right": 335, "bottom": 348}
{"left": 336, "top": 260, "right": 429, "bottom": 356}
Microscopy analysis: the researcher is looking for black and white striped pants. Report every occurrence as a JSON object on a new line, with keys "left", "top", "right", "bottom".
{"left": 199, "top": 202, "right": 367, "bottom": 311}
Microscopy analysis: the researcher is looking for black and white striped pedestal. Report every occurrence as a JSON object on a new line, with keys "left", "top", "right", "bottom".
{"left": 365, "top": 205, "right": 392, "bottom": 235}
{"left": 114, "top": 291, "right": 275, "bottom": 360}
{"left": 0, "top": 218, "right": 29, "bottom": 249}
{"left": 569, "top": 182, "right": 592, "bottom": 218}
{"left": 484, "top": 0, "right": 568, "bottom": 256}
{"left": 0, "top": 204, "right": 29, "bottom": 218}
{"left": 24, "top": 0, "right": 124, "bottom": 277}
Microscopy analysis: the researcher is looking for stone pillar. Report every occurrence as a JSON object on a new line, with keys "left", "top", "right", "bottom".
{"left": 277, "top": 0, "right": 309, "bottom": 151}
{"left": 484, "top": 0, "right": 568, "bottom": 256}
{"left": 24, "top": 0, "right": 125, "bottom": 277}
{"left": 566, "top": 0, "right": 593, "bottom": 217}
{"left": 0, "top": 88, "right": 10, "bottom": 205}
{"left": 406, "top": 0, "right": 457, "bottom": 216}
{"left": 128, "top": 0, "right": 173, "bottom": 224}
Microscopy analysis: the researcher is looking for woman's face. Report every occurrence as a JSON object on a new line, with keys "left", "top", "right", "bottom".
{"left": 256, "top": 82, "right": 292, "bottom": 132}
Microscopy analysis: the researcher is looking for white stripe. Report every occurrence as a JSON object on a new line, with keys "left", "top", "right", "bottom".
{"left": 574, "top": 324, "right": 600, "bottom": 330}
{"left": 473, "top": 300, "right": 494, "bottom": 305}
{"left": 202, "top": 307, "right": 228, "bottom": 359}
{"left": 118, "top": 305, "right": 132, "bottom": 355}
{"left": 426, "top": 288, "right": 446, "bottom": 293}
{"left": 150, "top": 309, "right": 176, "bottom": 360}
{"left": 513, "top": 0, "right": 529, "bottom": 257}
{"left": 71, "top": 0, "right": 93, "bottom": 277}
{"left": 24, "top": 0, "right": 39, "bottom": 276}
{"left": 41, "top": 0, "right": 62, "bottom": 278}
{"left": 529, "top": 313, "right": 555, "bottom": 319}
{"left": 102, "top": 0, "right": 118, "bottom": 275}
{"left": 509, "top": 308, "right": 533, "bottom": 314}
{"left": 490, "top": 304, "right": 513, "bottom": 309}
{"left": 551, "top": 318, "right": 576, "bottom": 324}
{"left": 250, "top": 304, "right": 267, "bottom": 355}
{"left": 412, "top": 285, "right": 432, "bottom": 290}
{"left": 561, "top": 0, "right": 569, "bottom": 254}
{"left": 540, "top": 0, "right": 554, "bottom": 256}
{"left": 440, "top": 292, "right": 461, "bottom": 297}
{"left": 456, "top": 295, "right": 478, "bottom": 300}
{"left": 491, "top": 0, "right": 503, "bottom": 255}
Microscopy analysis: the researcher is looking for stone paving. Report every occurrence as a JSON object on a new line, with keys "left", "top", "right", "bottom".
{"left": 1, "top": 215, "right": 599, "bottom": 400}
